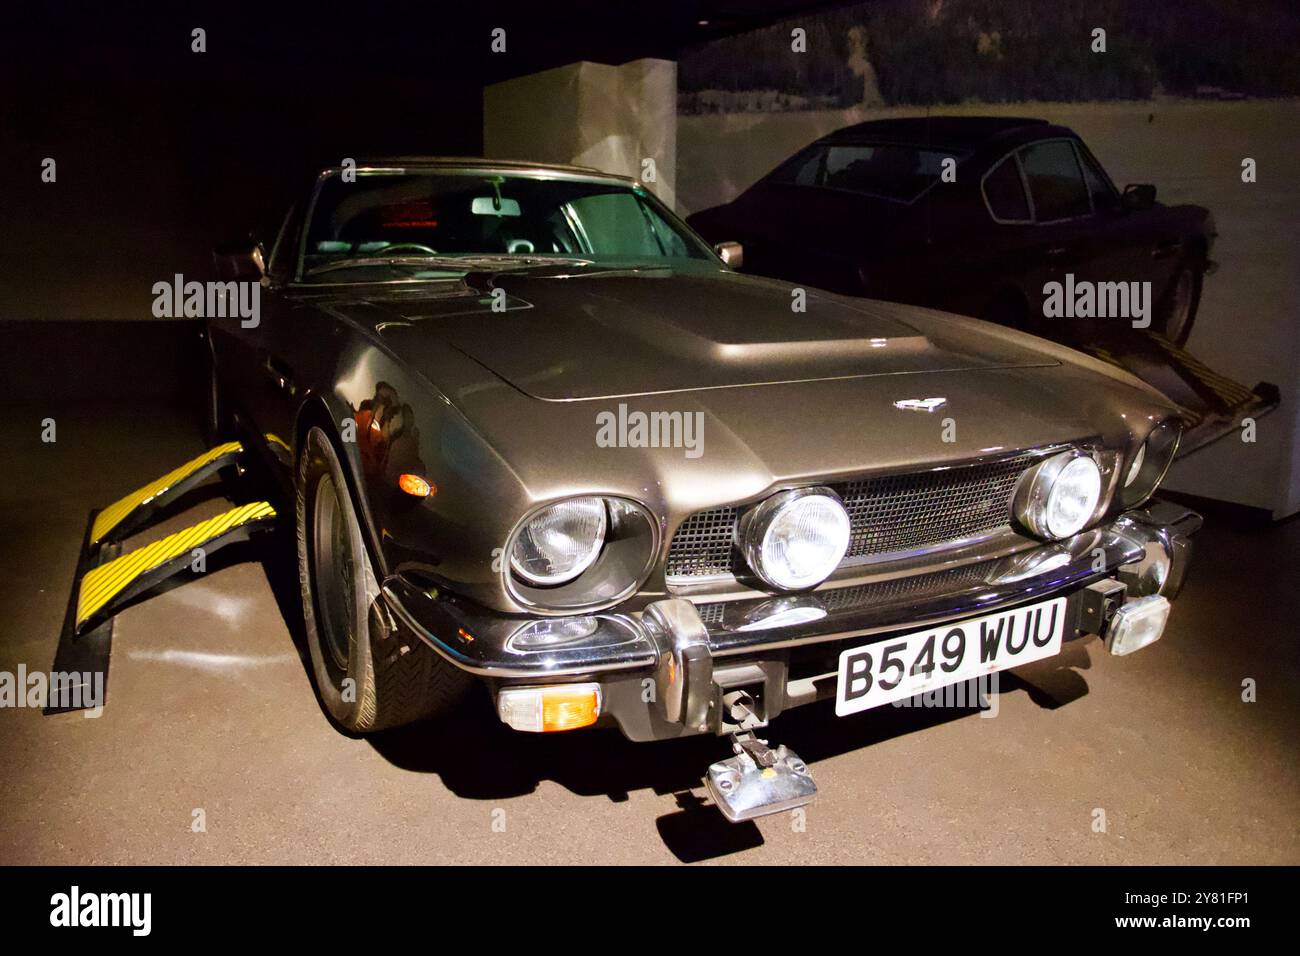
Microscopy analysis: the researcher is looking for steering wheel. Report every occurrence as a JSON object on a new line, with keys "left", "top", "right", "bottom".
{"left": 378, "top": 243, "right": 438, "bottom": 256}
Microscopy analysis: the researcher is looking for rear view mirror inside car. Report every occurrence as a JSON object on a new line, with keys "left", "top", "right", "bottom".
{"left": 472, "top": 195, "right": 521, "bottom": 216}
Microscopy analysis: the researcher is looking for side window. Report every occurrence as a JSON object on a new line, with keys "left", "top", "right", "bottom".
{"left": 268, "top": 204, "right": 304, "bottom": 278}
{"left": 1018, "top": 140, "right": 1091, "bottom": 221}
{"left": 765, "top": 147, "right": 825, "bottom": 186}
{"left": 982, "top": 155, "right": 1031, "bottom": 222}
{"left": 1076, "top": 145, "right": 1119, "bottom": 212}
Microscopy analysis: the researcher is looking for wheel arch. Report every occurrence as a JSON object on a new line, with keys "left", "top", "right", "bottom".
{"left": 294, "top": 394, "right": 390, "bottom": 578}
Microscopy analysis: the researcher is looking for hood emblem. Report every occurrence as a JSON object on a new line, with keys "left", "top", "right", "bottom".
{"left": 894, "top": 397, "right": 947, "bottom": 412}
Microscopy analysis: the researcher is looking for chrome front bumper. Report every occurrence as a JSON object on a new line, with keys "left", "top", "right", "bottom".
{"left": 381, "top": 500, "right": 1201, "bottom": 739}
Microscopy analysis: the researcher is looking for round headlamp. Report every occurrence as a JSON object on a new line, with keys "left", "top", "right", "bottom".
{"left": 510, "top": 496, "right": 607, "bottom": 586}
{"left": 739, "top": 488, "right": 851, "bottom": 591}
{"left": 1121, "top": 418, "right": 1182, "bottom": 507}
{"left": 1015, "top": 452, "right": 1103, "bottom": 540}
{"left": 1124, "top": 443, "right": 1146, "bottom": 488}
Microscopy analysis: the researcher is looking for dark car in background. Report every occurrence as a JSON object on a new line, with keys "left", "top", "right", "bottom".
{"left": 687, "top": 116, "right": 1280, "bottom": 453}
{"left": 689, "top": 117, "right": 1213, "bottom": 345}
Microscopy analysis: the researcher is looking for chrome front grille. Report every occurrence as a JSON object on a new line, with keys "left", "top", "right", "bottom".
{"left": 665, "top": 449, "right": 1044, "bottom": 580}
{"left": 692, "top": 558, "right": 997, "bottom": 628}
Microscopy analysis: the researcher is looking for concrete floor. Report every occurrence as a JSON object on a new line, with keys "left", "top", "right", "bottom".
{"left": 1, "top": 398, "right": 1297, "bottom": 865}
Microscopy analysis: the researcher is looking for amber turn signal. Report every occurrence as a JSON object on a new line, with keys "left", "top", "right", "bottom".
{"left": 496, "top": 683, "right": 602, "bottom": 733}
{"left": 398, "top": 474, "right": 433, "bottom": 497}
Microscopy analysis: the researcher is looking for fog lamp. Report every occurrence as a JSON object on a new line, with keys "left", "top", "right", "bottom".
{"left": 739, "top": 488, "right": 851, "bottom": 591}
{"left": 497, "top": 683, "right": 602, "bottom": 732}
{"left": 507, "top": 617, "right": 600, "bottom": 651}
{"left": 1104, "top": 595, "right": 1171, "bottom": 656}
{"left": 1015, "top": 451, "right": 1103, "bottom": 540}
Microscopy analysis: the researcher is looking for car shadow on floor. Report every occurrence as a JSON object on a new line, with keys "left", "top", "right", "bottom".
{"left": 362, "top": 641, "right": 1097, "bottom": 862}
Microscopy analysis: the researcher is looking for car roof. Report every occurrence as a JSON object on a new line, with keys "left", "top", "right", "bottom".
{"left": 316, "top": 156, "right": 634, "bottom": 182}
{"left": 817, "top": 116, "right": 1054, "bottom": 151}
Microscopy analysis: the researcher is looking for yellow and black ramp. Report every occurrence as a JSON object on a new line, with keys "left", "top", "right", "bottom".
{"left": 76, "top": 501, "right": 277, "bottom": 634}
{"left": 89, "top": 440, "right": 245, "bottom": 548}
{"left": 46, "top": 441, "right": 276, "bottom": 716}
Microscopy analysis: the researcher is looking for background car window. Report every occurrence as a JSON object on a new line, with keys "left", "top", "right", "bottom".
{"left": 820, "top": 144, "right": 955, "bottom": 201}
{"left": 1076, "top": 147, "right": 1119, "bottom": 212}
{"left": 1018, "top": 140, "right": 1091, "bottom": 221}
{"left": 766, "top": 147, "right": 825, "bottom": 186}
{"left": 982, "top": 156, "right": 1031, "bottom": 222}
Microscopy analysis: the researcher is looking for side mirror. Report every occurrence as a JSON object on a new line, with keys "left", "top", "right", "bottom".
{"left": 213, "top": 239, "right": 266, "bottom": 281}
{"left": 714, "top": 241, "right": 744, "bottom": 269}
{"left": 1122, "top": 184, "right": 1157, "bottom": 211}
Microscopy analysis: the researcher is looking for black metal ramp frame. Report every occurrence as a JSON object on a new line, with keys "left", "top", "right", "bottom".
{"left": 43, "top": 444, "right": 277, "bottom": 716}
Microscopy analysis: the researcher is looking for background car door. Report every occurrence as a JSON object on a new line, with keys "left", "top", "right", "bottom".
{"left": 1073, "top": 141, "right": 1182, "bottom": 302}
{"left": 720, "top": 145, "right": 912, "bottom": 295}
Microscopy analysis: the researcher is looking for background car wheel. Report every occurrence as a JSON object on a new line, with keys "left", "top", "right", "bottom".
{"left": 296, "top": 425, "right": 471, "bottom": 733}
{"left": 1155, "top": 257, "right": 1202, "bottom": 347}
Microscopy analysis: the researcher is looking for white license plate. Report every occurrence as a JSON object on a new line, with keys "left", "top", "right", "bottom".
{"left": 835, "top": 596, "right": 1067, "bottom": 716}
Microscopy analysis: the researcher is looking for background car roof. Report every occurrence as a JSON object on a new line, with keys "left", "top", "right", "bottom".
{"left": 818, "top": 116, "right": 1053, "bottom": 151}
{"left": 315, "top": 157, "right": 633, "bottom": 181}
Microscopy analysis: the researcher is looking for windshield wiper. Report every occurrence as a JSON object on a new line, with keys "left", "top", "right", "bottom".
{"left": 305, "top": 254, "right": 594, "bottom": 278}
{"left": 451, "top": 254, "right": 594, "bottom": 268}
{"left": 304, "top": 256, "right": 471, "bottom": 277}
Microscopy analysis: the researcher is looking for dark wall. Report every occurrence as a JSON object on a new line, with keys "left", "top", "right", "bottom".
{"left": 0, "top": 321, "right": 206, "bottom": 405}
{"left": 1, "top": 29, "right": 483, "bottom": 322}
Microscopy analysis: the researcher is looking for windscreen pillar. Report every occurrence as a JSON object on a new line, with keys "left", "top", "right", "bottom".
{"left": 484, "top": 59, "right": 677, "bottom": 209}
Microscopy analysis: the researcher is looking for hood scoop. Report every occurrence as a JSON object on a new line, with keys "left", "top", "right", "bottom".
{"left": 372, "top": 270, "right": 1052, "bottom": 401}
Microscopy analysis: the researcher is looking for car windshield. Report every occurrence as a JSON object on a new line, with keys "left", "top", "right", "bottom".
{"left": 301, "top": 170, "right": 713, "bottom": 279}
{"left": 765, "top": 143, "right": 964, "bottom": 202}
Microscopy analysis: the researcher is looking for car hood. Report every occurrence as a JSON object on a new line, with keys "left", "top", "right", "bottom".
{"left": 356, "top": 264, "right": 1055, "bottom": 401}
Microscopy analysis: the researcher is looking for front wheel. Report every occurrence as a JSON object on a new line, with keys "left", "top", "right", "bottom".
{"left": 296, "top": 425, "right": 470, "bottom": 732}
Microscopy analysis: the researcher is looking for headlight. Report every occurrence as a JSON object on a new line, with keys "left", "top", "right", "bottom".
{"left": 1015, "top": 452, "right": 1103, "bottom": 540}
{"left": 510, "top": 496, "right": 607, "bottom": 586}
{"left": 739, "top": 488, "right": 851, "bottom": 591}
{"left": 1121, "top": 418, "right": 1182, "bottom": 507}
{"left": 1124, "top": 443, "right": 1146, "bottom": 487}
{"left": 506, "top": 497, "right": 658, "bottom": 612}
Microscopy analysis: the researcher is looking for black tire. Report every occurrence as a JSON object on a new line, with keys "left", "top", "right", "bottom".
{"left": 1155, "top": 257, "right": 1202, "bottom": 348}
{"left": 296, "top": 425, "right": 470, "bottom": 732}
